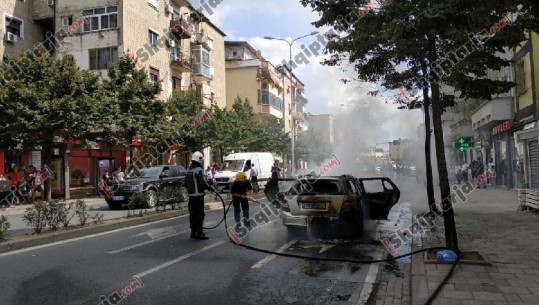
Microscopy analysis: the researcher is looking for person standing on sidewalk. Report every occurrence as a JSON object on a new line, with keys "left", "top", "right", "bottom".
{"left": 250, "top": 163, "right": 259, "bottom": 192}
{"left": 185, "top": 151, "right": 211, "bottom": 240}
{"left": 231, "top": 171, "right": 253, "bottom": 228}
{"left": 461, "top": 162, "right": 469, "bottom": 183}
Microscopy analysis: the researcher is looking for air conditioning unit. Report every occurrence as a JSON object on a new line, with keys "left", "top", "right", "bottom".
{"left": 167, "top": 39, "right": 176, "bottom": 48}
{"left": 5, "top": 32, "right": 18, "bottom": 43}
{"left": 165, "top": 5, "right": 173, "bottom": 14}
{"left": 47, "top": 0, "right": 54, "bottom": 7}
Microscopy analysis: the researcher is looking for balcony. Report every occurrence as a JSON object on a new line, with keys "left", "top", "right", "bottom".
{"left": 450, "top": 120, "right": 473, "bottom": 139}
{"left": 33, "top": 0, "right": 54, "bottom": 21}
{"left": 170, "top": 53, "right": 191, "bottom": 73}
{"left": 259, "top": 104, "right": 282, "bottom": 119}
{"left": 258, "top": 90, "right": 283, "bottom": 111}
{"left": 292, "top": 111, "right": 304, "bottom": 120}
{"left": 192, "top": 63, "right": 212, "bottom": 81}
{"left": 471, "top": 97, "right": 512, "bottom": 130}
{"left": 170, "top": 18, "right": 192, "bottom": 39}
{"left": 191, "top": 32, "right": 208, "bottom": 45}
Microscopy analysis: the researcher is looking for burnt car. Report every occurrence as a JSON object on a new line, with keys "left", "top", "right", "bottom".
{"left": 104, "top": 165, "right": 186, "bottom": 210}
{"left": 265, "top": 175, "right": 400, "bottom": 239}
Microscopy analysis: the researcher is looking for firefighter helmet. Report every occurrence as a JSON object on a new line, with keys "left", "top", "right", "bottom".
{"left": 235, "top": 171, "right": 247, "bottom": 182}
{"left": 191, "top": 151, "right": 204, "bottom": 162}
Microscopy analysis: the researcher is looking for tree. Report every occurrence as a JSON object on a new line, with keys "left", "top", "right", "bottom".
{"left": 0, "top": 46, "right": 108, "bottom": 200}
{"left": 103, "top": 55, "right": 166, "bottom": 148}
{"left": 299, "top": 0, "right": 537, "bottom": 250}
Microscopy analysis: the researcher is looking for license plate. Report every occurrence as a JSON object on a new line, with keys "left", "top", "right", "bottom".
{"left": 113, "top": 196, "right": 125, "bottom": 201}
{"left": 300, "top": 202, "right": 328, "bottom": 210}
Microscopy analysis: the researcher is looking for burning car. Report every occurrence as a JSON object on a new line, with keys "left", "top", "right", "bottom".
{"left": 264, "top": 175, "right": 400, "bottom": 239}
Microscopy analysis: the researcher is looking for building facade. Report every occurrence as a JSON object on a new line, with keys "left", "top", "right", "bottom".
{"left": 1, "top": 0, "right": 226, "bottom": 196}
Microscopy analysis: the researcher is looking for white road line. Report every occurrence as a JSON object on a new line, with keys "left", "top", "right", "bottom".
{"left": 0, "top": 215, "right": 190, "bottom": 258}
{"left": 107, "top": 228, "right": 191, "bottom": 254}
{"left": 134, "top": 240, "right": 225, "bottom": 279}
{"left": 251, "top": 239, "right": 298, "bottom": 269}
{"left": 357, "top": 250, "right": 383, "bottom": 305}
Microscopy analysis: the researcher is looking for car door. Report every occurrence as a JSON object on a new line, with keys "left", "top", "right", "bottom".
{"left": 354, "top": 177, "right": 400, "bottom": 220}
{"left": 175, "top": 165, "right": 187, "bottom": 187}
{"left": 159, "top": 166, "right": 175, "bottom": 190}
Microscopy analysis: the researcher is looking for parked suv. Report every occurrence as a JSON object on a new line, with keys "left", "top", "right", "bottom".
{"left": 265, "top": 175, "right": 400, "bottom": 239}
{"left": 104, "top": 165, "right": 186, "bottom": 209}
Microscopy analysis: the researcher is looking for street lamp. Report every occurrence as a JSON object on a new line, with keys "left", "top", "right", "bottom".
{"left": 264, "top": 31, "right": 318, "bottom": 176}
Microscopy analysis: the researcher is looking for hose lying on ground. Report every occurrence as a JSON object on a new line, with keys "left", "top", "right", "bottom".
{"left": 205, "top": 189, "right": 461, "bottom": 305}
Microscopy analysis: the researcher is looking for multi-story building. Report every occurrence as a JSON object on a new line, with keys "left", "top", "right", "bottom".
{"left": 512, "top": 32, "right": 539, "bottom": 189}
{"left": 306, "top": 114, "right": 337, "bottom": 146}
{"left": 225, "top": 41, "right": 284, "bottom": 123}
{"left": 1, "top": 0, "right": 226, "bottom": 195}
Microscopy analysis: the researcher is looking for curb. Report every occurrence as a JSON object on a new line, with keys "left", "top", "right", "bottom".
{"left": 0, "top": 200, "right": 225, "bottom": 254}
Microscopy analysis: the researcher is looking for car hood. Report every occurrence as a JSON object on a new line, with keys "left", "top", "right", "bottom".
{"left": 122, "top": 178, "right": 154, "bottom": 185}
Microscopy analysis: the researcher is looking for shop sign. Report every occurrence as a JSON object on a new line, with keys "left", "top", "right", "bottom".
{"left": 492, "top": 120, "right": 512, "bottom": 135}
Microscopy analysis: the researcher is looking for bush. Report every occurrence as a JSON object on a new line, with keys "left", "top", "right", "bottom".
{"left": 158, "top": 186, "right": 186, "bottom": 210}
{"left": 91, "top": 211, "right": 104, "bottom": 224}
{"left": 46, "top": 200, "right": 68, "bottom": 231}
{"left": 22, "top": 201, "right": 48, "bottom": 234}
{"left": 74, "top": 200, "right": 91, "bottom": 226}
{"left": 0, "top": 215, "right": 10, "bottom": 242}
{"left": 127, "top": 192, "right": 149, "bottom": 217}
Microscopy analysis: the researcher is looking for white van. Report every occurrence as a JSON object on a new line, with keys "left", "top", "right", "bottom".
{"left": 214, "top": 152, "right": 274, "bottom": 190}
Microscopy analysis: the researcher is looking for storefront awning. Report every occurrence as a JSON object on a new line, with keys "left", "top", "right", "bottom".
{"left": 515, "top": 121, "right": 539, "bottom": 141}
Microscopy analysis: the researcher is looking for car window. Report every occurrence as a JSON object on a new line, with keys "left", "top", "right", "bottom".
{"left": 168, "top": 166, "right": 179, "bottom": 177}
{"left": 361, "top": 180, "right": 385, "bottom": 193}
{"left": 289, "top": 180, "right": 342, "bottom": 195}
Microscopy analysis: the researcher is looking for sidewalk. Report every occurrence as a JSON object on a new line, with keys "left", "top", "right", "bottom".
{"left": 374, "top": 180, "right": 539, "bottom": 305}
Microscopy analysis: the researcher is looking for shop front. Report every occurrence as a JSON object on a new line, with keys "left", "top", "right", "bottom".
{"left": 491, "top": 120, "right": 514, "bottom": 187}
{"left": 514, "top": 120, "right": 539, "bottom": 189}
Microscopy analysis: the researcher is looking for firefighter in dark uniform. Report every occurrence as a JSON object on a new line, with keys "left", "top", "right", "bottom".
{"left": 185, "top": 151, "right": 211, "bottom": 240}
{"left": 231, "top": 171, "right": 253, "bottom": 228}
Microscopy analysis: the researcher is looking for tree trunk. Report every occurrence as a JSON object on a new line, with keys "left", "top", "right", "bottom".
{"left": 428, "top": 36, "right": 460, "bottom": 252}
{"left": 42, "top": 141, "right": 53, "bottom": 202}
{"left": 420, "top": 60, "right": 440, "bottom": 215}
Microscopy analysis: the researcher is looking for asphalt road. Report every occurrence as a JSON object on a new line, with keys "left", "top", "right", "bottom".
{"left": 0, "top": 194, "right": 414, "bottom": 305}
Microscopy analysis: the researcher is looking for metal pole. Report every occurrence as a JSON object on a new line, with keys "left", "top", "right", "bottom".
{"left": 289, "top": 42, "right": 295, "bottom": 176}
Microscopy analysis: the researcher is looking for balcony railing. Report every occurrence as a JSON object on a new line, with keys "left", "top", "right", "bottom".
{"left": 170, "top": 53, "right": 192, "bottom": 73}
{"left": 192, "top": 63, "right": 212, "bottom": 79}
{"left": 170, "top": 18, "right": 192, "bottom": 39}
{"left": 258, "top": 90, "right": 283, "bottom": 111}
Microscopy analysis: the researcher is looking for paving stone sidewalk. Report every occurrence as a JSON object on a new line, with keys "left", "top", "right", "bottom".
{"left": 410, "top": 184, "right": 539, "bottom": 305}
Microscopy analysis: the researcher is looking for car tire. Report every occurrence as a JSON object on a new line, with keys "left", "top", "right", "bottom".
{"left": 106, "top": 198, "right": 122, "bottom": 210}
{"left": 144, "top": 190, "right": 158, "bottom": 208}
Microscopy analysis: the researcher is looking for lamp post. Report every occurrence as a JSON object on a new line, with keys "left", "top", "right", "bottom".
{"left": 264, "top": 31, "right": 318, "bottom": 176}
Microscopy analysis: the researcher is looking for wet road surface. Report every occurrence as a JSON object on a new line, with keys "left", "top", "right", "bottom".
{"left": 0, "top": 192, "right": 416, "bottom": 305}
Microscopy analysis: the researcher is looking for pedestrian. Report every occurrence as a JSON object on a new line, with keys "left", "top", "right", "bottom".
{"left": 231, "top": 171, "right": 254, "bottom": 228}
{"left": 7, "top": 164, "right": 22, "bottom": 205}
{"left": 455, "top": 164, "right": 462, "bottom": 184}
{"left": 205, "top": 166, "right": 213, "bottom": 186}
{"left": 185, "top": 151, "right": 211, "bottom": 240}
{"left": 461, "top": 162, "right": 469, "bottom": 183}
{"left": 487, "top": 158, "right": 495, "bottom": 186}
{"left": 271, "top": 162, "right": 281, "bottom": 179}
{"left": 25, "top": 165, "right": 38, "bottom": 203}
{"left": 250, "top": 163, "right": 259, "bottom": 192}
{"left": 113, "top": 166, "right": 125, "bottom": 183}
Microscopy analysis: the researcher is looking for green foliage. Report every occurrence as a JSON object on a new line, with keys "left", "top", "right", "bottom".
{"left": 46, "top": 200, "right": 68, "bottom": 231}
{"left": 0, "top": 215, "right": 10, "bottom": 242}
{"left": 75, "top": 200, "right": 91, "bottom": 226}
{"left": 0, "top": 46, "right": 109, "bottom": 153}
{"left": 22, "top": 201, "right": 49, "bottom": 234}
{"left": 103, "top": 54, "right": 166, "bottom": 145}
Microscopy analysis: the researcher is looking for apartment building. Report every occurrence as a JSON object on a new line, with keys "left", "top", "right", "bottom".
{"left": 306, "top": 114, "right": 337, "bottom": 146}
{"left": 1, "top": 0, "right": 227, "bottom": 195}
{"left": 277, "top": 66, "right": 307, "bottom": 134}
{"left": 225, "top": 41, "right": 284, "bottom": 122}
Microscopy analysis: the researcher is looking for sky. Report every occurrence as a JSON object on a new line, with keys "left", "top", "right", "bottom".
{"left": 192, "top": 0, "right": 423, "bottom": 145}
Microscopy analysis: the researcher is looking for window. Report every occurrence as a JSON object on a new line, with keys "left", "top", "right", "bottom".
{"left": 148, "top": 0, "right": 158, "bottom": 10}
{"left": 191, "top": 45, "right": 211, "bottom": 78}
{"left": 5, "top": 15, "right": 23, "bottom": 38}
{"left": 149, "top": 29, "right": 159, "bottom": 47}
{"left": 62, "top": 17, "right": 73, "bottom": 27}
{"left": 149, "top": 67, "right": 159, "bottom": 83}
{"left": 207, "top": 37, "right": 214, "bottom": 50}
{"left": 89, "top": 48, "right": 118, "bottom": 70}
{"left": 82, "top": 6, "right": 118, "bottom": 32}
{"left": 515, "top": 60, "right": 526, "bottom": 96}
{"left": 172, "top": 77, "right": 181, "bottom": 92}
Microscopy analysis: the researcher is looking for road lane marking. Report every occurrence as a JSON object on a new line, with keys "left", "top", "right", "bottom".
{"left": 0, "top": 215, "right": 191, "bottom": 258}
{"left": 108, "top": 228, "right": 191, "bottom": 254}
{"left": 133, "top": 240, "right": 225, "bottom": 279}
{"left": 357, "top": 250, "right": 383, "bottom": 304}
{"left": 251, "top": 239, "right": 298, "bottom": 269}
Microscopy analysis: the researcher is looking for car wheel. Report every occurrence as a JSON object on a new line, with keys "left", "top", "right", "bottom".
{"left": 106, "top": 198, "right": 122, "bottom": 210}
{"left": 144, "top": 190, "right": 158, "bottom": 208}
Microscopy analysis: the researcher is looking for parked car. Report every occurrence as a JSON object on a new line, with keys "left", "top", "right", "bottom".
{"left": 265, "top": 175, "right": 400, "bottom": 239}
{"left": 103, "top": 165, "right": 186, "bottom": 209}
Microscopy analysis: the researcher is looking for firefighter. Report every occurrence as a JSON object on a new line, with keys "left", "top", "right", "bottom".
{"left": 231, "top": 171, "right": 254, "bottom": 228}
{"left": 185, "top": 151, "right": 211, "bottom": 240}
